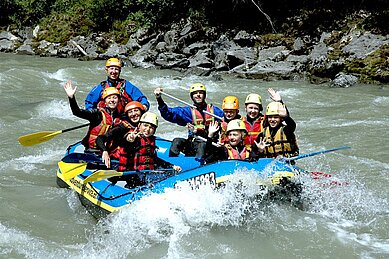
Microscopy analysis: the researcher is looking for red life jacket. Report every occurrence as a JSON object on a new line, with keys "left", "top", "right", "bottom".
{"left": 97, "top": 80, "right": 133, "bottom": 113}
{"left": 191, "top": 104, "right": 215, "bottom": 133}
{"left": 242, "top": 116, "right": 264, "bottom": 145}
{"left": 83, "top": 109, "right": 120, "bottom": 149}
{"left": 118, "top": 136, "right": 156, "bottom": 171}
{"left": 225, "top": 143, "right": 252, "bottom": 160}
{"left": 108, "top": 121, "right": 138, "bottom": 160}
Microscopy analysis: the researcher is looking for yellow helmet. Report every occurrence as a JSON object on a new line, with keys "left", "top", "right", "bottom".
{"left": 222, "top": 96, "right": 239, "bottom": 110}
{"left": 245, "top": 94, "right": 262, "bottom": 105}
{"left": 189, "top": 83, "right": 206, "bottom": 94}
{"left": 266, "top": 102, "right": 283, "bottom": 116}
{"left": 226, "top": 119, "right": 247, "bottom": 133}
{"left": 105, "top": 58, "right": 122, "bottom": 68}
{"left": 102, "top": 87, "right": 120, "bottom": 99}
{"left": 140, "top": 112, "right": 159, "bottom": 128}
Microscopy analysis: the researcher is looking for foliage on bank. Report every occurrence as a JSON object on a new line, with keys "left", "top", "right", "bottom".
{"left": 1, "top": 0, "right": 388, "bottom": 43}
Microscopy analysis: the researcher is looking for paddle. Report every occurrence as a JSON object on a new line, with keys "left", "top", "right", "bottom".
{"left": 82, "top": 168, "right": 176, "bottom": 183}
{"left": 161, "top": 92, "right": 223, "bottom": 120}
{"left": 58, "top": 161, "right": 88, "bottom": 180}
{"left": 283, "top": 146, "right": 351, "bottom": 162}
{"left": 18, "top": 123, "right": 90, "bottom": 146}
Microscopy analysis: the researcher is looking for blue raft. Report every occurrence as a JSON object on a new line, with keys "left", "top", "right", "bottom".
{"left": 56, "top": 137, "right": 302, "bottom": 218}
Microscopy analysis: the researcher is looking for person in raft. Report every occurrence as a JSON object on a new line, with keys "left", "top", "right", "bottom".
{"left": 218, "top": 96, "right": 242, "bottom": 144}
{"left": 96, "top": 101, "right": 146, "bottom": 161}
{"left": 254, "top": 101, "right": 299, "bottom": 159}
{"left": 154, "top": 83, "right": 224, "bottom": 163}
{"left": 85, "top": 57, "right": 150, "bottom": 113}
{"left": 63, "top": 80, "right": 121, "bottom": 151}
{"left": 242, "top": 88, "right": 283, "bottom": 145}
{"left": 96, "top": 112, "right": 181, "bottom": 188}
{"left": 204, "top": 119, "right": 259, "bottom": 163}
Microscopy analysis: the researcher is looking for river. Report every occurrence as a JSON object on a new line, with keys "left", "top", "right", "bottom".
{"left": 0, "top": 53, "right": 388, "bottom": 259}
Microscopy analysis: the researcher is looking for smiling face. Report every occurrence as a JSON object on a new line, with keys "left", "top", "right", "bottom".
{"left": 127, "top": 108, "right": 142, "bottom": 124}
{"left": 267, "top": 115, "right": 281, "bottom": 128}
{"left": 245, "top": 103, "right": 260, "bottom": 119}
{"left": 191, "top": 90, "right": 205, "bottom": 104}
{"left": 105, "top": 66, "right": 121, "bottom": 80}
{"left": 139, "top": 122, "right": 156, "bottom": 137}
{"left": 104, "top": 95, "right": 119, "bottom": 110}
{"left": 227, "top": 130, "right": 243, "bottom": 147}
{"left": 223, "top": 109, "right": 238, "bottom": 120}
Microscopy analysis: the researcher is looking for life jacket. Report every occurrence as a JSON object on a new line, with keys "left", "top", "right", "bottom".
{"left": 191, "top": 104, "right": 215, "bottom": 135}
{"left": 82, "top": 109, "right": 120, "bottom": 149}
{"left": 262, "top": 126, "right": 299, "bottom": 158}
{"left": 97, "top": 80, "right": 133, "bottom": 113}
{"left": 242, "top": 116, "right": 264, "bottom": 145}
{"left": 109, "top": 120, "right": 138, "bottom": 160}
{"left": 118, "top": 136, "right": 156, "bottom": 171}
{"left": 225, "top": 143, "right": 252, "bottom": 160}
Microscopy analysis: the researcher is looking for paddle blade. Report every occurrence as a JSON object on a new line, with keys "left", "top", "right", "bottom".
{"left": 58, "top": 161, "right": 87, "bottom": 180}
{"left": 82, "top": 170, "right": 123, "bottom": 183}
{"left": 18, "top": 131, "right": 61, "bottom": 146}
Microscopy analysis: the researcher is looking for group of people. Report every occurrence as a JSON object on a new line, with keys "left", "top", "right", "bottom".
{"left": 64, "top": 57, "right": 299, "bottom": 187}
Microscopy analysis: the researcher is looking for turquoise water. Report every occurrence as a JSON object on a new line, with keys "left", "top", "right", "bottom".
{"left": 0, "top": 53, "right": 388, "bottom": 258}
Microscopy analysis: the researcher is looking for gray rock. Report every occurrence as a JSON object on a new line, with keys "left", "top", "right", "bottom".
{"left": 155, "top": 52, "right": 189, "bottom": 69}
{"left": 235, "top": 60, "right": 297, "bottom": 80}
{"left": 308, "top": 42, "right": 329, "bottom": 68}
{"left": 16, "top": 43, "right": 35, "bottom": 55}
{"left": 0, "top": 31, "right": 20, "bottom": 41}
{"left": 233, "top": 30, "right": 254, "bottom": 46}
{"left": 292, "top": 37, "right": 305, "bottom": 54}
{"left": 184, "top": 66, "right": 212, "bottom": 77}
{"left": 188, "top": 49, "right": 213, "bottom": 68}
{"left": 257, "top": 46, "right": 289, "bottom": 62}
{"left": 17, "top": 27, "right": 34, "bottom": 41}
{"left": 103, "top": 43, "right": 128, "bottom": 58}
{"left": 183, "top": 42, "right": 209, "bottom": 55}
{"left": 0, "top": 39, "right": 17, "bottom": 52}
{"left": 331, "top": 72, "right": 358, "bottom": 88}
{"left": 342, "top": 32, "right": 389, "bottom": 59}
{"left": 226, "top": 47, "right": 258, "bottom": 69}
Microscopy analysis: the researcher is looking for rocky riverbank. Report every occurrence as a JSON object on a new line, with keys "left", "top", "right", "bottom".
{"left": 1, "top": 20, "right": 388, "bottom": 87}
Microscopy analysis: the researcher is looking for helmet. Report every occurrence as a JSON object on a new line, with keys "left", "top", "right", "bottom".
{"left": 226, "top": 119, "right": 247, "bottom": 133}
{"left": 266, "top": 102, "right": 283, "bottom": 116}
{"left": 124, "top": 101, "right": 145, "bottom": 113}
{"left": 105, "top": 58, "right": 122, "bottom": 68}
{"left": 140, "top": 112, "right": 158, "bottom": 128}
{"left": 101, "top": 87, "right": 120, "bottom": 99}
{"left": 222, "top": 96, "right": 239, "bottom": 110}
{"left": 189, "top": 83, "right": 206, "bottom": 94}
{"left": 245, "top": 94, "right": 262, "bottom": 105}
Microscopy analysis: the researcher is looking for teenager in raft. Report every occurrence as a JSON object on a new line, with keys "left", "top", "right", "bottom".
{"left": 63, "top": 80, "right": 121, "bottom": 151}
{"left": 96, "top": 112, "right": 181, "bottom": 188}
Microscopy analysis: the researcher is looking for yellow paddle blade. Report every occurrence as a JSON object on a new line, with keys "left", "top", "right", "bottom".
{"left": 82, "top": 170, "right": 123, "bottom": 184}
{"left": 58, "top": 161, "right": 88, "bottom": 180}
{"left": 18, "top": 131, "right": 62, "bottom": 146}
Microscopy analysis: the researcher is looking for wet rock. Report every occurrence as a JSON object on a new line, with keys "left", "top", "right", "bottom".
{"left": 331, "top": 72, "right": 358, "bottom": 87}
{"left": 236, "top": 60, "right": 297, "bottom": 80}
{"left": 16, "top": 40, "right": 34, "bottom": 55}
{"left": 102, "top": 43, "right": 128, "bottom": 58}
{"left": 0, "top": 31, "right": 21, "bottom": 52}
{"left": 233, "top": 30, "right": 255, "bottom": 46}
{"left": 183, "top": 42, "right": 209, "bottom": 55}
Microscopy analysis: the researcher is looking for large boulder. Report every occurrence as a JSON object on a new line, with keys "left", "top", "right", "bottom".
{"left": 342, "top": 32, "right": 389, "bottom": 59}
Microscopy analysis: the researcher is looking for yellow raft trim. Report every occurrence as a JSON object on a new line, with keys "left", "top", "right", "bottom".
{"left": 57, "top": 170, "right": 129, "bottom": 213}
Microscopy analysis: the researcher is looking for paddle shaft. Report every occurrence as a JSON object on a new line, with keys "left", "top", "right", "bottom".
{"left": 162, "top": 92, "right": 223, "bottom": 120}
{"left": 61, "top": 123, "right": 90, "bottom": 133}
{"left": 284, "top": 146, "right": 351, "bottom": 162}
